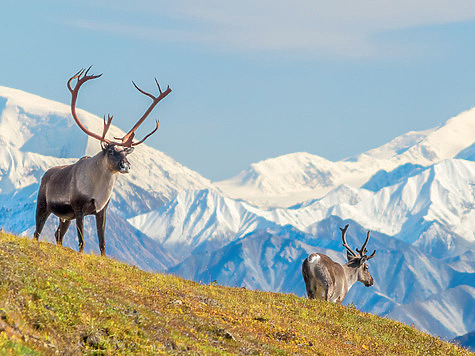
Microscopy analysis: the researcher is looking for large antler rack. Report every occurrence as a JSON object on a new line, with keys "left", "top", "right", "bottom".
{"left": 67, "top": 66, "right": 171, "bottom": 147}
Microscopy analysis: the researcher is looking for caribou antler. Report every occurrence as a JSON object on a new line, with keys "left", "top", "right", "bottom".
{"left": 68, "top": 66, "right": 110, "bottom": 143}
{"left": 366, "top": 249, "right": 376, "bottom": 260}
{"left": 68, "top": 66, "right": 171, "bottom": 147}
{"left": 340, "top": 225, "right": 376, "bottom": 260}
{"left": 340, "top": 224, "right": 357, "bottom": 257}
{"left": 356, "top": 231, "right": 370, "bottom": 255}
{"left": 356, "top": 230, "right": 376, "bottom": 260}
{"left": 116, "top": 78, "right": 171, "bottom": 147}
{"left": 101, "top": 115, "right": 114, "bottom": 141}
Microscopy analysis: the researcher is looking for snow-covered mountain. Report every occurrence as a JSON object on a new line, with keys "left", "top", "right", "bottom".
{"left": 131, "top": 159, "right": 475, "bottom": 260}
{"left": 1, "top": 85, "right": 474, "bottom": 341}
{"left": 216, "top": 109, "right": 475, "bottom": 208}
{"left": 128, "top": 189, "right": 278, "bottom": 260}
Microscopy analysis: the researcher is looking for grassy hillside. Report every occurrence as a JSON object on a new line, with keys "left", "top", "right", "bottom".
{"left": 0, "top": 232, "right": 471, "bottom": 355}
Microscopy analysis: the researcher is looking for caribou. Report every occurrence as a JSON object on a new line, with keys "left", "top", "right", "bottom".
{"left": 302, "top": 224, "right": 376, "bottom": 303}
{"left": 33, "top": 67, "right": 171, "bottom": 256}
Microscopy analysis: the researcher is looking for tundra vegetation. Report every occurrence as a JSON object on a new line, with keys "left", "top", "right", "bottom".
{"left": 0, "top": 231, "right": 470, "bottom": 355}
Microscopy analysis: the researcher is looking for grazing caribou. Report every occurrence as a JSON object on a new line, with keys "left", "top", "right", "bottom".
{"left": 302, "top": 224, "right": 376, "bottom": 304}
{"left": 33, "top": 67, "right": 171, "bottom": 256}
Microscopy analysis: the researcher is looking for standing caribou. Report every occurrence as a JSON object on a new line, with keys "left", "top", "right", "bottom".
{"left": 302, "top": 224, "right": 376, "bottom": 304}
{"left": 33, "top": 67, "right": 171, "bottom": 256}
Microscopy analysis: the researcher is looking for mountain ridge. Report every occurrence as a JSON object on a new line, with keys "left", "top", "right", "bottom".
{"left": 1, "top": 84, "right": 474, "bottom": 341}
{"left": 216, "top": 108, "right": 475, "bottom": 208}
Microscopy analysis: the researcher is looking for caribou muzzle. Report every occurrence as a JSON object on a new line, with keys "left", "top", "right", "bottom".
{"left": 119, "top": 160, "right": 130, "bottom": 173}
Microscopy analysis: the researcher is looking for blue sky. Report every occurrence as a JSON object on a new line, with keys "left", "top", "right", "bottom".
{"left": 2, "top": 1, "right": 475, "bottom": 180}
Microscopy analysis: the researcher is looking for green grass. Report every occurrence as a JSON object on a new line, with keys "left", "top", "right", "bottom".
{"left": 0, "top": 231, "right": 472, "bottom": 355}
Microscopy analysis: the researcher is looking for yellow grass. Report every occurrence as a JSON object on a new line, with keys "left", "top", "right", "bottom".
{"left": 0, "top": 231, "right": 472, "bottom": 355}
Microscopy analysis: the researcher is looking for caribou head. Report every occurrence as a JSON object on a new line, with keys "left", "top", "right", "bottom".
{"left": 340, "top": 224, "right": 376, "bottom": 288}
{"left": 101, "top": 143, "right": 134, "bottom": 174}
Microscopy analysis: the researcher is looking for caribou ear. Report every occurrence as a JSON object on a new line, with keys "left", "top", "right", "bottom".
{"left": 101, "top": 141, "right": 108, "bottom": 151}
{"left": 347, "top": 251, "right": 355, "bottom": 261}
{"left": 123, "top": 147, "right": 134, "bottom": 155}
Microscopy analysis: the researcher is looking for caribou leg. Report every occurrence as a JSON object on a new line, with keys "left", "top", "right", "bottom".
{"left": 34, "top": 197, "right": 50, "bottom": 241}
{"left": 306, "top": 283, "right": 316, "bottom": 299}
{"left": 302, "top": 260, "right": 316, "bottom": 299}
{"left": 75, "top": 212, "right": 85, "bottom": 253}
{"left": 55, "top": 218, "right": 71, "bottom": 246}
{"left": 95, "top": 208, "right": 107, "bottom": 256}
{"left": 325, "top": 284, "right": 334, "bottom": 302}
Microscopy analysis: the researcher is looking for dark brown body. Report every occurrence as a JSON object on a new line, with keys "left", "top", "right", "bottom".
{"left": 34, "top": 145, "right": 132, "bottom": 255}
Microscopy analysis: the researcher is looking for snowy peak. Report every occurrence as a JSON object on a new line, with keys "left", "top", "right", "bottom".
{"left": 244, "top": 152, "right": 336, "bottom": 188}
{"left": 215, "top": 152, "right": 350, "bottom": 207}
{"left": 0, "top": 85, "right": 156, "bottom": 159}
{"left": 217, "top": 108, "right": 475, "bottom": 208}
{"left": 218, "top": 152, "right": 336, "bottom": 191}
{"left": 355, "top": 128, "right": 436, "bottom": 161}
{"left": 356, "top": 107, "right": 475, "bottom": 164}
{"left": 0, "top": 86, "right": 88, "bottom": 158}
{"left": 410, "top": 109, "right": 475, "bottom": 162}
{"left": 302, "top": 159, "right": 475, "bottom": 244}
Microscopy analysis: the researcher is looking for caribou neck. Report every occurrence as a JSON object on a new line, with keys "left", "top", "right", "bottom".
{"left": 90, "top": 150, "right": 118, "bottom": 177}
{"left": 75, "top": 150, "right": 118, "bottom": 212}
{"left": 342, "top": 263, "right": 359, "bottom": 291}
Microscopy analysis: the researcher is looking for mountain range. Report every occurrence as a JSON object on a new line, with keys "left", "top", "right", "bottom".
{"left": 0, "top": 85, "right": 474, "bottom": 343}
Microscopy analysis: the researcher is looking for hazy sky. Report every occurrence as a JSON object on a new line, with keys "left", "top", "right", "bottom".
{"left": 2, "top": 1, "right": 475, "bottom": 180}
